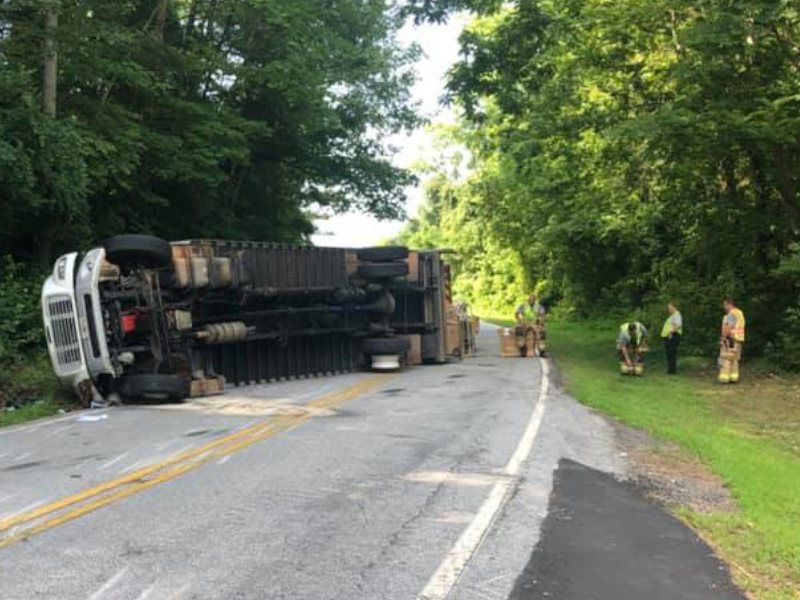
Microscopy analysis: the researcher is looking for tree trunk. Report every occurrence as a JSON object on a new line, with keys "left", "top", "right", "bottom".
{"left": 38, "top": 2, "right": 59, "bottom": 263}
{"left": 154, "top": 0, "right": 168, "bottom": 41}
{"left": 183, "top": 0, "right": 199, "bottom": 44}
{"left": 42, "top": 3, "right": 58, "bottom": 117}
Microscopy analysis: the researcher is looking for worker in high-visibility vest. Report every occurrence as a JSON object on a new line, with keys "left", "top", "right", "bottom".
{"left": 661, "top": 302, "right": 683, "bottom": 375}
{"left": 514, "top": 293, "right": 547, "bottom": 358}
{"left": 618, "top": 321, "right": 648, "bottom": 375}
{"left": 719, "top": 297, "right": 746, "bottom": 384}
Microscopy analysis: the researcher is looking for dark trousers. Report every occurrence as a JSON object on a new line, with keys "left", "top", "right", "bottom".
{"left": 665, "top": 334, "right": 681, "bottom": 374}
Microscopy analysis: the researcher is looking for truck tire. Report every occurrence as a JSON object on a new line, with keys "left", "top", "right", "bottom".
{"left": 356, "top": 262, "right": 409, "bottom": 280}
{"left": 104, "top": 234, "right": 172, "bottom": 270}
{"left": 361, "top": 337, "right": 410, "bottom": 356}
{"left": 118, "top": 374, "right": 189, "bottom": 401}
{"left": 356, "top": 246, "right": 409, "bottom": 262}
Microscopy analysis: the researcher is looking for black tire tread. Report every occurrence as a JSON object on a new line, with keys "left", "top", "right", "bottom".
{"left": 356, "top": 262, "right": 409, "bottom": 280}
{"left": 118, "top": 374, "right": 189, "bottom": 400}
{"left": 361, "top": 337, "right": 410, "bottom": 355}
{"left": 356, "top": 246, "right": 409, "bottom": 262}
{"left": 104, "top": 234, "right": 172, "bottom": 269}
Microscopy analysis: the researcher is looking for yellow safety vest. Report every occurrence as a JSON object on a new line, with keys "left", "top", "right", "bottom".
{"left": 522, "top": 302, "right": 543, "bottom": 322}
{"left": 661, "top": 313, "right": 683, "bottom": 338}
{"left": 723, "top": 308, "right": 746, "bottom": 342}
{"left": 620, "top": 322, "right": 644, "bottom": 346}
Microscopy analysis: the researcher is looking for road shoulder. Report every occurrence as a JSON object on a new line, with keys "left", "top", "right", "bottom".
{"left": 509, "top": 459, "right": 747, "bottom": 600}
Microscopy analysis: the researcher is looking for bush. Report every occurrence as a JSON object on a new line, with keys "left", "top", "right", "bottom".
{"left": 0, "top": 257, "right": 47, "bottom": 365}
{"left": 0, "top": 258, "right": 61, "bottom": 409}
{"left": 768, "top": 301, "right": 800, "bottom": 371}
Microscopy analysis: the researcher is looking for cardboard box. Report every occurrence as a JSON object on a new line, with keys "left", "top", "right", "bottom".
{"left": 462, "top": 321, "right": 477, "bottom": 357}
{"left": 407, "top": 251, "right": 420, "bottom": 284}
{"left": 402, "top": 334, "right": 422, "bottom": 365}
{"left": 345, "top": 250, "right": 359, "bottom": 275}
{"left": 498, "top": 327, "right": 535, "bottom": 358}
{"left": 446, "top": 319, "right": 462, "bottom": 357}
{"left": 190, "top": 375, "right": 226, "bottom": 397}
{"left": 498, "top": 328, "right": 522, "bottom": 358}
{"left": 720, "top": 346, "right": 741, "bottom": 360}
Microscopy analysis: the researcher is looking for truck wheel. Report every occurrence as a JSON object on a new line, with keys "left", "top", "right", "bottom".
{"left": 356, "top": 246, "right": 409, "bottom": 262}
{"left": 361, "top": 337, "right": 410, "bottom": 356}
{"left": 118, "top": 374, "right": 189, "bottom": 401}
{"left": 356, "top": 262, "right": 409, "bottom": 280}
{"left": 104, "top": 235, "right": 172, "bottom": 270}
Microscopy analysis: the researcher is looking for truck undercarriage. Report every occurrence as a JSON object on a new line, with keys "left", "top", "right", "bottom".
{"left": 42, "top": 236, "right": 473, "bottom": 405}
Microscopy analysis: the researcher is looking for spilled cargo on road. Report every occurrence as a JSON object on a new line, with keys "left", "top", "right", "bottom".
{"left": 41, "top": 236, "right": 476, "bottom": 405}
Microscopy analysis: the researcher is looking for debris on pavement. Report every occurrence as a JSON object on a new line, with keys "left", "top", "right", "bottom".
{"left": 76, "top": 414, "right": 108, "bottom": 423}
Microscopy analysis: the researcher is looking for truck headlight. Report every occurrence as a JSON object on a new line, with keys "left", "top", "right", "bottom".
{"left": 55, "top": 256, "right": 68, "bottom": 282}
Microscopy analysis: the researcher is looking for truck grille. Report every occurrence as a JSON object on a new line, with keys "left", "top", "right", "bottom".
{"left": 47, "top": 295, "right": 82, "bottom": 370}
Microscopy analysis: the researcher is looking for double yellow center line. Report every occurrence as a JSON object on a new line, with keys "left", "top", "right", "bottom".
{"left": 0, "top": 374, "right": 392, "bottom": 549}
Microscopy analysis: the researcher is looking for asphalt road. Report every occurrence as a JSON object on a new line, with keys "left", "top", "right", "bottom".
{"left": 0, "top": 325, "right": 743, "bottom": 600}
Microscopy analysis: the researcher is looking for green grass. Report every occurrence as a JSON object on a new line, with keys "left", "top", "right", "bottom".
{"left": 0, "top": 397, "right": 65, "bottom": 428}
{"left": 0, "top": 353, "right": 72, "bottom": 428}
{"left": 497, "top": 318, "right": 800, "bottom": 600}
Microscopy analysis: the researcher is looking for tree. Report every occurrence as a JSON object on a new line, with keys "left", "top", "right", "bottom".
{"left": 405, "top": 0, "right": 800, "bottom": 358}
{"left": 0, "top": 0, "right": 419, "bottom": 260}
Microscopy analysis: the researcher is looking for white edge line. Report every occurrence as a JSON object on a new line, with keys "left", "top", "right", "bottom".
{"left": 416, "top": 359, "right": 550, "bottom": 600}
{"left": 133, "top": 584, "right": 157, "bottom": 600}
{"left": 165, "top": 583, "right": 192, "bottom": 600}
{"left": 86, "top": 566, "right": 129, "bottom": 600}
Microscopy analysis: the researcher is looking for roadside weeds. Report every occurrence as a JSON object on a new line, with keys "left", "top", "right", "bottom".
{"left": 0, "top": 353, "right": 74, "bottom": 428}
{"left": 611, "top": 420, "right": 737, "bottom": 514}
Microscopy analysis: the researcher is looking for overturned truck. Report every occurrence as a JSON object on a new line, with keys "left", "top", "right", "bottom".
{"left": 42, "top": 236, "right": 474, "bottom": 405}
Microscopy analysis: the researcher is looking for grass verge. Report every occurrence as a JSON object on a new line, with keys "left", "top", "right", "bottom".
{"left": 503, "top": 318, "right": 799, "bottom": 600}
{"left": 0, "top": 353, "right": 72, "bottom": 428}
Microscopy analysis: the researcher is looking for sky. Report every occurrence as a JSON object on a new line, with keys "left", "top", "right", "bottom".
{"left": 310, "top": 16, "right": 465, "bottom": 248}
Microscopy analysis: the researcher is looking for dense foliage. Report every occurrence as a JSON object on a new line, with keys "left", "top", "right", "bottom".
{"left": 0, "top": 257, "right": 46, "bottom": 365}
{"left": 1, "top": 0, "right": 418, "bottom": 262}
{"left": 404, "top": 0, "right": 800, "bottom": 360}
{"left": 0, "top": 258, "right": 55, "bottom": 407}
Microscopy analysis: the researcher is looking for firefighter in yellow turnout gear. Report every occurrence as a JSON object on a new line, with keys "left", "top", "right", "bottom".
{"left": 618, "top": 321, "right": 649, "bottom": 376}
{"left": 514, "top": 293, "right": 548, "bottom": 358}
{"left": 719, "top": 297, "right": 746, "bottom": 384}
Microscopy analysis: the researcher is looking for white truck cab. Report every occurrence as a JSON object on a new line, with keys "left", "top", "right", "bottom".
{"left": 41, "top": 252, "right": 92, "bottom": 398}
